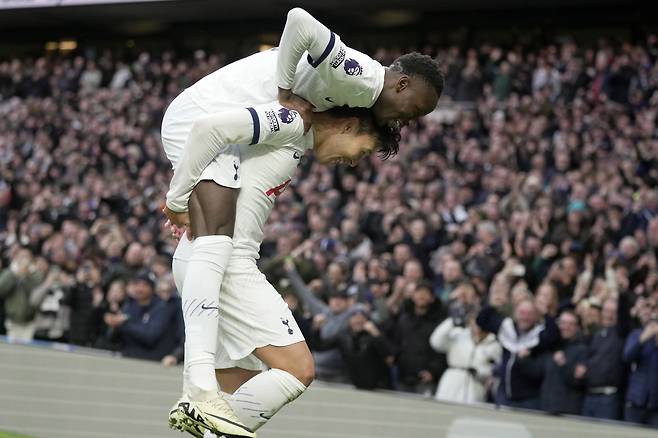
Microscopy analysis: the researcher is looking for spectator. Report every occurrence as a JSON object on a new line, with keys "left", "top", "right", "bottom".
{"left": 155, "top": 275, "right": 185, "bottom": 367}
{"left": 285, "top": 258, "right": 366, "bottom": 382}
{"left": 622, "top": 301, "right": 658, "bottom": 426}
{"left": 63, "top": 261, "right": 105, "bottom": 346}
{"left": 327, "top": 309, "right": 394, "bottom": 390}
{"left": 93, "top": 279, "right": 127, "bottom": 351}
{"left": 477, "top": 298, "right": 560, "bottom": 410}
{"left": 104, "top": 270, "right": 180, "bottom": 361}
{"left": 435, "top": 258, "right": 463, "bottom": 304}
{"left": 578, "top": 295, "right": 631, "bottom": 420}
{"left": 430, "top": 312, "right": 501, "bottom": 403}
{"left": 538, "top": 310, "right": 587, "bottom": 415}
{"left": 31, "top": 264, "right": 73, "bottom": 342}
{"left": 0, "top": 248, "right": 45, "bottom": 341}
{"left": 389, "top": 281, "right": 445, "bottom": 395}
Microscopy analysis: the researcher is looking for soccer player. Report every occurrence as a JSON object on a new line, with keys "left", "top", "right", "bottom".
{"left": 166, "top": 102, "right": 398, "bottom": 437}
{"left": 161, "top": 7, "right": 443, "bottom": 436}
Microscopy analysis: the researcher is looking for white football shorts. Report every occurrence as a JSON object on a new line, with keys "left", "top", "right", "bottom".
{"left": 173, "top": 236, "right": 305, "bottom": 371}
{"left": 161, "top": 88, "right": 241, "bottom": 189}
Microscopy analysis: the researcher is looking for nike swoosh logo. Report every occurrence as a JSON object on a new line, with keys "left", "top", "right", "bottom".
{"left": 201, "top": 304, "right": 220, "bottom": 311}
{"left": 324, "top": 97, "right": 334, "bottom": 103}
{"left": 259, "top": 412, "right": 273, "bottom": 420}
{"left": 205, "top": 412, "right": 255, "bottom": 433}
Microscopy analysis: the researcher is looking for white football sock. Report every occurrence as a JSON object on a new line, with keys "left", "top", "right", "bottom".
{"left": 227, "top": 368, "right": 307, "bottom": 431}
{"left": 180, "top": 234, "right": 232, "bottom": 401}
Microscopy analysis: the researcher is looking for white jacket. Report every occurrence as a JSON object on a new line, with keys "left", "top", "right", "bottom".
{"left": 429, "top": 318, "right": 502, "bottom": 404}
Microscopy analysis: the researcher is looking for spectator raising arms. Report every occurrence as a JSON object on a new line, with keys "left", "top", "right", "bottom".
{"left": 477, "top": 297, "right": 559, "bottom": 410}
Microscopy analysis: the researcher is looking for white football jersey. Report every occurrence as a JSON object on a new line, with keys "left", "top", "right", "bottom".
{"left": 231, "top": 134, "right": 311, "bottom": 261}
{"left": 166, "top": 102, "right": 311, "bottom": 213}
{"left": 188, "top": 35, "right": 385, "bottom": 114}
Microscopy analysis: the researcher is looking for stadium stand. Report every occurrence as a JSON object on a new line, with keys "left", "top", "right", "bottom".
{"left": 1, "top": 0, "right": 658, "bottom": 434}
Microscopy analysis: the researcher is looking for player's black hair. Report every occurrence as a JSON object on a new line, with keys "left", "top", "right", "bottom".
{"left": 324, "top": 106, "right": 400, "bottom": 160}
{"left": 389, "top": 52, "right": 445, "bottom": 98}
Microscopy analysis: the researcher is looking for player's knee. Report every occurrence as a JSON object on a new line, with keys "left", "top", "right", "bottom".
{"left": 292, "top": 354, "right": 315, "bottom": 387}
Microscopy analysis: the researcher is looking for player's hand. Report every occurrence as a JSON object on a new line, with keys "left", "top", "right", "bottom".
{"left": 163, "top": 205, "right": 192, "bottom": 240}
{"left": 163, "top": 205, "right": 189, "bottom": 228}
{"left": 165, "top": 219, "right": 188, "bottom": 241}
{"left": 278, "top": 87, "right": 314, "bottom": 133}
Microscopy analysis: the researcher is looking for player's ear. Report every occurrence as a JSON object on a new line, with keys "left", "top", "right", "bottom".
{"left": 396, "top": 75, "right": 410, "bottom": 92}
{"left": 341, "top": 117, "right": 360, "bottom": 134}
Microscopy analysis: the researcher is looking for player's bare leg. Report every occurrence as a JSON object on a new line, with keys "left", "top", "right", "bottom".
{"left": 170, "top": 182, "right": 255, "bottom": 438}
{"left": 217, "top": 368, "right": 262, "bottom": 395}
{"left": 211, "top": 343, "right": 314, "bottom": 433}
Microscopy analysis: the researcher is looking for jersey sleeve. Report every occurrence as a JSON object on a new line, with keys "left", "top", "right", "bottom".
{"left": 314, "top": 43, "right": 385, "bottom": 109}
{"left": 165, "top": 105, "right": 304, "bottom": 213}
{"left": 248, "top": 103, "right": 306, "bottom": 148}
{"left": 276, "top": 7, "right": 338, "bottom": 90}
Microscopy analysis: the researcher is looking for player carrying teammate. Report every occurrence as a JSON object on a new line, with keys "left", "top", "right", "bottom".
{"left": 161, "top": 7, "right": 443, "bottom": 437}
{"left": 167, "top": 102, "right": 399, "bottom": 437}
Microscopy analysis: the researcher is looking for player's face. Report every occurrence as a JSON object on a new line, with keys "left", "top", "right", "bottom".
{"left": 315, "top": 120, "right": 377, "bottom": 167}
{"left": 374, "top": 75, "right": 438, "bottom": 126}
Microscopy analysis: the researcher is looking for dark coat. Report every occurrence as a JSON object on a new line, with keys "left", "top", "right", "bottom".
{"left": 116, "top": 296, "right": 179, "bottom": 361}
{"left": 477, "top": 305, "right": 560, "bottom": 401}
{"left": 338, "top": 330, "right": 393, "bottom": 390}
{"left": 539, "top": 338, "right": 588, "bottom": 415}
{"left": 623, "top": 328, "right": 658, "bottom": 410}
{"left": 390, "top": 301, "right": 445, "bottom": 386}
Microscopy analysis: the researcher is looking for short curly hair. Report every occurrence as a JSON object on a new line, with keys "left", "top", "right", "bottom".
{"left": 390, "top": 52, "right": 445, "bottom": 98}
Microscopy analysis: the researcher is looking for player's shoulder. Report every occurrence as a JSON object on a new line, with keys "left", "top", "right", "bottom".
{"left": 248, "top": 102, "right": 305, "bottom": 145}
{"left": 315, "top": 34, "right": 380, "bottom": 75}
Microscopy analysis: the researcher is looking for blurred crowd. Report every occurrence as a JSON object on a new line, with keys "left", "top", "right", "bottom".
{"left": 1, "top": 33, "right": 658, "bottom": 426}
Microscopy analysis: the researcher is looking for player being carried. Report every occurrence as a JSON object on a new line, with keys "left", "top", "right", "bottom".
{"left": 161, "top": 7, "right": 443, "bottom": 438}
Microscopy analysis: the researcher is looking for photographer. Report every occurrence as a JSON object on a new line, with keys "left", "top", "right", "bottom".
{"left": 31, "top": 264, "right": 74, "bottom": 342}
{"left": 430, "top": 289, "right": 501, "bottom": 403}
{"left": 331, "top": 309, "right": 394, "bottom": 390}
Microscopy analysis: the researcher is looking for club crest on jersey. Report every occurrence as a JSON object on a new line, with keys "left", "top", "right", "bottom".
{"left": 281, "top": 318, "right": 294, "bottom": 335}
{"left": 277, "top": 107, "right": 298, "bottom": 124}
{"left": 331, "top": 46, "right": 346, "bottom": 69}
{"left": 265, "top": 110, "right": 280, "bottom": 132}
{"left": 344, "top": 58, "right": 363, "bottom": 76}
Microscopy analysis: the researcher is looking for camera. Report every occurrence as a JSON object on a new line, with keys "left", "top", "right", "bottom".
{"left": 449, "top": 301, "right": 468, "bottom": 328}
